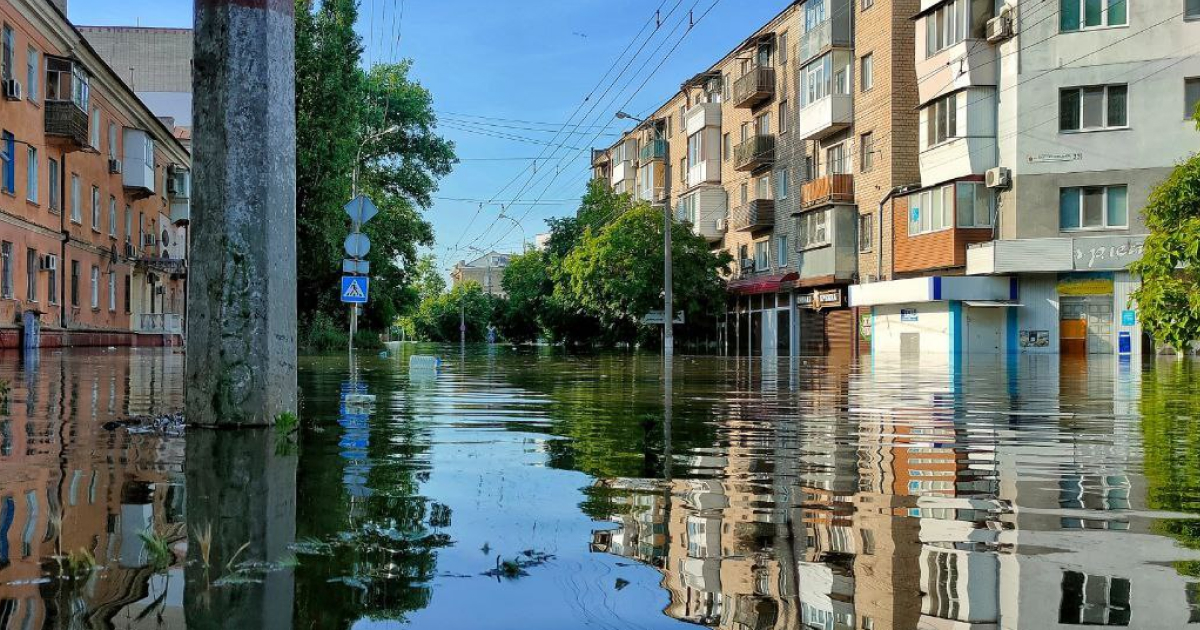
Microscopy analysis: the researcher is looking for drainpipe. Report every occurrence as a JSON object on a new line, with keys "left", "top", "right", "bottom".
{"left": 876, "top": 186, "right": 911, "bottom": 282}
{"left": 59, "top": 153, "right": 68, "bottom": 333}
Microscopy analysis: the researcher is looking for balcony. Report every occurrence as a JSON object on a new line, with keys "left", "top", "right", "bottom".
{"left": 591, "top": 148, "right": 610, "bottom": 168}
{"left": 134, "top": 313, "right": 183, "bottom": 335}
{"left": 610, "top": 159, "right": 634, "bottom": 189}
{"left": 801, "top": 174, "right": 854, "bottom": 210}
{"left": 729, "top": 199, "right": 775, "bottom": 232}
{"left": 123, "top": 128, "right": 157, "bottom": 198}
{"left": 917, "top": 40, "right": 997, "bottom": 106}
{"left": 638, "top": 138, "right": 667, "bottom": 164}
{"left": 733, "top": 135, "right": 775, "bottom": 172}
{"left": 678, "top": 187, "right": 727, "bottom": 242}
{"left": 44, "top": 101, "right": 89, "bottom": 148}
{"left": 797, "top": 7, "right": 852, "bottom": 65}
{"left": 732, "top": 66, "right": 775, "bottom": 109}
{"left": 798, "top": 93, "right": 853, "bottom": 141}
{"left": 684, "top": 102, "right": 721, "bottom": 136}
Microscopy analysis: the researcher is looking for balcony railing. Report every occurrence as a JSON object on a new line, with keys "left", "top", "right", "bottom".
{"left": 638, "top": 139, "right": 667, "bottom": 164}
{"left": 44, "top": 101, "right": 89, "bottom": 148}
{"left": 732, "top": 66, "right": 775, "bottom": 108}
{"left": 729, "top": 199, "right": 775, "bottom": 232}
{"left": 637, "top": 186, "right": 667, "bottom": 204}
{"left": 801, "top": 174, "right": 854, "bottom": 209}
{"left": 135, "top": 313, "right": 183, "bottom": 335}
{"left": 733, "top": 135, "right": 776, "bottom": 172}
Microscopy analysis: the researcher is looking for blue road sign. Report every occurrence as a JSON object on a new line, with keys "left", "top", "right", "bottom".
{"left": 341, "top": 276, "right": 369, "bottom": 304}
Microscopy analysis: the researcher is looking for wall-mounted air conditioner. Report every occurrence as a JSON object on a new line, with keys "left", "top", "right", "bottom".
{"left": 985, "top": 166, "right": 1011, "bottom": 189}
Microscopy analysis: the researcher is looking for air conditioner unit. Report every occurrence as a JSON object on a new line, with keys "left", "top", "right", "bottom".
{"left": 985, "top": 166, "right": 1012, "bottom": 189}
{"left": 986, "top": 15, "right": 1013, "bottom": 44}
{"left": 40, "top": 254, "right": 56, "bottom": 271}
{"left": 2, "top": 79, "right": 22, "bottom": 100}
{"left": 716, "top": 218, "right": 728, "bottom": 233}
{"left": 739, "top": 258, "right": 755, "bottom": 271}
{"left": 108, "top": 159, "right": 123, "bottom": 174}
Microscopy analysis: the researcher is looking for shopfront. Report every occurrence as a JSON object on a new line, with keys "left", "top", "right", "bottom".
{"left": 794, "top": 287, "right": 854, "bottom": 357}
{"left": 725, "top": 273, "right": 797, "bottom": 357}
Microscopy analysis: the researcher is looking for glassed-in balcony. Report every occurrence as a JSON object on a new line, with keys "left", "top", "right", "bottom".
{"left": 678, "top": 187, "right": 727, "bottom": 242}
{"left": 797, "top": 0, "right": 852, "bottom": 65}
{"left": 798, "top": 51, "right": 854, "bottom": 141}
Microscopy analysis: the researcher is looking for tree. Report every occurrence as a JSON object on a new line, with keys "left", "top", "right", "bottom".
{"left": 1129, "top": 112, "right": 1200, "bottom": 357}
{"left": 561, "top": 203, "right": 731, "bottom": 340}
{"left": 409, "top": 283, "right": 499, "bottom": 343}
{"left": 497, "top": 250, "right": 552, "bottom": 343}
{"left": 294, "top": 1, "right": 455, "bottom": 333}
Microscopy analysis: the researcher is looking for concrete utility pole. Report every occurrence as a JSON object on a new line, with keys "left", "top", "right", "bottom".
{"left": 663, "top": 203, "right": 674, "bottom": 357}
{"left": 187, "top": 0, "right": 298, "bottom": 426}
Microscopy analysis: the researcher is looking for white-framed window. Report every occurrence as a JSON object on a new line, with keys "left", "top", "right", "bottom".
{"left": 1184, "top": 77, "right": 1199, "bottom": 119}
{"left": 800, "top": 52, "right": 852, "bottom": 108}
{"left": 826, "top": 143, "right": 847, "bottom": 175}
{"left": 863, "top": 0, "right": 874, "bottom": 9}
{"left": 797, "top": 209, "right": 830, "bottom": 250}
{"left": 926, "top": 93, "right": 958, "bottom": 147}
{"left": 90, "top": 107, "right": 101, "bottom": 149}
{"left": 108, "top": 196, "right": 117, "bottom": 237}
{"left": 90, "top": 185, "right": 100, "bottom": 231}
{"left": 1060, "top": 184, "right": 1128, "bottom": 230}
{"left": 909, "top": 184, "right": 956, "bottom": 235}
{"left": 1059, "top": 571, "right": 1131, "bottom": 625}
{"left": 686, "top": 132, "right": 703, "bottom": 169}
{"left": 861, "top": 53, "right": 873, "bottom": 91}
{"left": 754, "top": 239, "right": 771, "bottom": 271}
{"left": 70, "top": 174, "right": 80, "bottom": 223}
{"left": 46, "top": 254, "right": 57, "bottom": 304}
{"left": 25, "top": 46, "right": 38, "bottom": 101}
{"left": 740, "top": 182, "right": 748, "bottom": 205}
{"left": 779, "top": 99, "right": 789, "bottom": 134}
{"left": 108, "top": 271, "right": 116, "bottom": 311}
{"left": 778, "top": 32, "right": 788, "bottom": 66}
{"left": 25, "top": 146, "right": 36, "bottom": 203}
{"left": 756, "top": 173, "right": 771, "bottom": 200}
{"left": 1060, "top": 0, "right": 1128, "bottom": 32}
{"left": 1060, "top": 84, "right": 1127, "bottom": 131}
{"left": 756, "top": 112, "right": 770, "bottom": 136}
{"left": 955, "top": 182, "right": 994, "bottom": 228}
{"left": 776, "top": 169, "right": 789, "bottom": 200}
{"left": 925, "top": 0, "right": 969, "bottom": 57}
{"left": 0, "top": 240, "right": 11, "bottom": 298}
{"left": 48, "top": 158, "right": 59, "bottom": 212}
{"left": 776, "top": 235, "right": 788, "bottom": 267}
{"left": 89, "top": 265, "right": 99, "bottom": 309}
{"left": 722, "top": 133, "right": 731, "bottom": 162}
{"left": 860, "top": 132, "right": 874, "bottom": 171}
{"left": 125, "top": 205, "right": 133, "bottom": 243}
{"left": 108, "top": 123, "right": 118, "bottom": 160}
{"left": 858, "top": 213, "right": 873, "bottom": 253}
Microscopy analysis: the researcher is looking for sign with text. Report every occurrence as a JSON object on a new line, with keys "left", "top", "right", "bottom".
{"left": 1072, "top": 235, "right": 1145, "bottom": 271}
{"left": 642, "top": 311, "right": 685, "bottom": 325}
{"left": 900, "top": 308, "right": 918, "bottom": 322}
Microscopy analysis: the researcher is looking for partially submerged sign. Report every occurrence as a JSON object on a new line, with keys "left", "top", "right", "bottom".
{"left": 642, "top": 310, "right": 685, "bottom": 325}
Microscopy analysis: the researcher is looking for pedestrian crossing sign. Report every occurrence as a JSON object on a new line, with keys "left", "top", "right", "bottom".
{"left": 341, "top": 276, "right": 369, "bottom": 304}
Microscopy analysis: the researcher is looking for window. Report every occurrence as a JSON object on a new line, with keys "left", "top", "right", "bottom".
{"left": 25, "top": 146, "right": 36, "bottom": 202}
{"left": 860, "top": 132, "right": 874, "bottom": 171}
{"left": 91, "top": 186, "right": 100, "bottom": 232}
{"left": 679, "top": 105, "right": 686, "bottom": 134}
{"left": 722, "top": 73, "right": 731, "bottom": 101}
{"left": 70, "top": 259, "right": 79, "bottom": 307}
{"left": 859, "top": 213, "right": 873, "bottom": 252}
{"left": 1, "top": 25, "right": 13, "bottom": 81}
{"left": 108, "top": 123, "right": 118, "bottom": 160}
{"left": 46, "top": 255, "right": 56, "bottom": 304}
{"left": 754, "top": 240, "right": 770, "bottom": 271}
{"left": 861, "top": 53, "right": 873, "bottom": 91}
{"left": 108, "top": 197, "right": 116, "bottom": 237}
{"left": 927, "top": 93, "right": 958, "bottom": 147}
{"left": 48, "top": 158, "right": 59, "bottom": 212}
{"left": 801, "top": 53, "right": 851, "bottom": 107}
{"left": 1190, "top": 0, "right": 1200, "bottom": 19}
{"left": 738, "top": 243, "right": 749, "bottom": 262}
{"left": 678, "top": 157, "right": 685, "bottom": 183}
{"left": 779, "top": 99, "right": 789, "bottom": 134}
{"left": 1058, "top": 571, "right": 1131, "bottom": 625}
{"left": 125, "top": 205, "right": 133, "bottom": 242}
{"left": 0, "top": 241, "right": 11, "bottom": 298}
{"left": 26, "top": 47, "right": 37, "bottom": 101}
{"left": 1185, "top": 77, "right": 1200, "bottom": 119}
{"left": 723, "top": 133, "right": 731, "bottom": 161}
{"left": 90, "top": 108, "right": 101, "bottom": 149}
{"left": 740, "top": 182, "right": 748, "bottom": 204}
{"left": 862, "top": 0, "right": 874, "bottom": 9}
{"left": 108, "top": 271, "right": 115, "bottom": 311}
{"left": 740, "top": 121, "right": 750, "bottom": 142}
{"left": 909, "top": 184, "right": 956, "bottom": 235}
{"left": 1, "top": 131, "right": 14, "bottom": 194}
{"left": 686, "top": 132, "right": 703, "bottom": 169}
{"left": 778, "top": 32, "right": 788, "bottom": 65}
{"left": 90, "top": 266, "right": 99, "bottom": 309}
{"left": 776, "top": 169, "right": 789, "bottom": 200}
{"left": 1060, "top": 184, "right": 1127, "bottom": 230}
{"left": 70, "top": 174, "right": 80, "bottom": 223}
{"left": 1060, "top": 0, "right": 1127, "bottom": 32}
{"left": 1060, "top": 85, "right": 1127, "bottom": 131}
{"left": 797, "top": 210, "right": 830, "bottom": 249}
{"left": 25, "top": 248, "right": 36, "bottom": 301}
{"left": 925, "top": 0, "right": 968, "bottom": 57}
{"left": 124, "top": 274, "right": 131, "bottom": 313}
{"left": 776, "top": 235, "right": 788, "bottom": 267}
{"left": 827, "top": 143, "right": 847, "bottom": 175}
{"left": 955, "top": 182, "right": 994, "bottom": 227}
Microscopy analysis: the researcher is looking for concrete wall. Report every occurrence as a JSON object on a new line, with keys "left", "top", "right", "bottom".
{"left": 872, "top": 301, "right": 953, "bottom": 354}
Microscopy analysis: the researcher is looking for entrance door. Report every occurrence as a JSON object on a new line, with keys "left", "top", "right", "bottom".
{"left": 964, "top": 306, "right": 1003, "bottom": 353}
{"left": 1061, "top": 297, "right": 1114, "bottom": 355}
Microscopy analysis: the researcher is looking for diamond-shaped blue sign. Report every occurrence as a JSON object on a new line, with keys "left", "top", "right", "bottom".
{"left": 341, "top": 276, "right": 369, "bottom": 304}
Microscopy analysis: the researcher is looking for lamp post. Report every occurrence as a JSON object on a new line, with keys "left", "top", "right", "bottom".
{"left": 616, "top": 111, "right": 672, "bottom": 357}
{"left": 498, "top": 211, "right": 527, "bottom": 251}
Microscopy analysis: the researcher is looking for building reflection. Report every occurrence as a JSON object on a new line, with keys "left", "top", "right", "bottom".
{"left": 591, "top": 355, "right": 1200, "bottom": 630}
{"left": 0, "top": 349, "right": 186, "bottom": 629}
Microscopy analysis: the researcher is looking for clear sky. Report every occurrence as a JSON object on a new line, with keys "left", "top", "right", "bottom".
{"left": 69, "top": 0, "right": 789, "bottom": 271}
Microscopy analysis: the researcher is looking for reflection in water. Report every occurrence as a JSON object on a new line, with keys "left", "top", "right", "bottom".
{"left": 1, "top": 348, "right": 1200, "bottom": 628}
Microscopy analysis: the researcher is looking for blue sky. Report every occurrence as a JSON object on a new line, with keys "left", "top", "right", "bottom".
{"left": 70, "top": 0, "right": 788, "bottom": 270}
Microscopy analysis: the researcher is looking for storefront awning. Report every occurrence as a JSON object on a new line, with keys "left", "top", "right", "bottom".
{"left": 963, "top": 301, "right": 1023, "bottom": 307}
{"left": 727, "top": 272, "right": 798, "bottom": 295}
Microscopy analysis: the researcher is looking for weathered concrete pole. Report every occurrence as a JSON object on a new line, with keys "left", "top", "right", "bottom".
{"left": 187, "top": 0, "right": 298, "bottom": 426}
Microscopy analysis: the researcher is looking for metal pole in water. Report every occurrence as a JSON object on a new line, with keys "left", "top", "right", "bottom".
{"left": 663, "top": 203, "right": 674, "bottom": 357}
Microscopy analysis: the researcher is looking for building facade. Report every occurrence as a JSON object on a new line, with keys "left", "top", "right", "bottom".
{"left": 451, "top": 251, "right": 512, "bottom": 297}
{"left": 0, "top": 0, "right": 191, "bottom": 349}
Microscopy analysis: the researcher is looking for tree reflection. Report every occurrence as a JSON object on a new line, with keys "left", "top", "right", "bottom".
{"left": 1142, "top": 360, "right": 1200, "bottom": 577}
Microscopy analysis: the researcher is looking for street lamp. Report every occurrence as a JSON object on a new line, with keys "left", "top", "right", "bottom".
{"left": 498, "top": 211, "right": 527, "bottom": 251}
{"left": 352, "top": 124, "right": 402, "bottom": 196}
{"left": 615, "top": 111, "right": 644, "bottom": 123}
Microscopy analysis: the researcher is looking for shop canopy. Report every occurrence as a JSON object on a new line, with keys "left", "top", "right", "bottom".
{"left": 727, "top": 273, "right": 798, "bottom": 295}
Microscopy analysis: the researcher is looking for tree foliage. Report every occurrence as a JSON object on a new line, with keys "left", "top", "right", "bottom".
{"left": 408, "top": 283, "right": 500, "bottom": 343}
{"left": 295, "top": 0, "right": 455, "bottom": 336}
{"left": 1129, "top": 113, "right": 1200, "bottom": 356}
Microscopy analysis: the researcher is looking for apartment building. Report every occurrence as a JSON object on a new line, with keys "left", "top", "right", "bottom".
{"left": 450, "top": 250, "right": 512, "bottom": 297}
{"left": 0, "top": 0, "right": 191, "bottom": 349}
{"left": 852, "top": 0, "right": 1200, "bottom": 361}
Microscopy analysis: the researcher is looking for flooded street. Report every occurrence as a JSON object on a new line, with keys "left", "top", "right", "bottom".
{"left": 2, "top": 348, "right": 1200, "bottom": 629}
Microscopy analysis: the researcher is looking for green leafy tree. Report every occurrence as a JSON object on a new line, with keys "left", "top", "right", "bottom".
{"left": 1129, "top": 113, "right": 1200, "bottom": 357}
{"left": 410, "top": 283, "right": 499, "bottom": 342}
{"left": 561, "top": 203, "right": 731, "bottom": 339}
{"left": 498, "top": 250, "right": 553, "bottom": 343}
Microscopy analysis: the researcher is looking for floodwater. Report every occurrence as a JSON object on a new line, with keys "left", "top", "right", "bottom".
{"left": 1, "top": 347, "right": 1200, "bottom": 629}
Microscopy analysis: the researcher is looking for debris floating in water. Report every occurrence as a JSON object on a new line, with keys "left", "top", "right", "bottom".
{"left": 102, "top": 413, "right": 185, "bottom": 436}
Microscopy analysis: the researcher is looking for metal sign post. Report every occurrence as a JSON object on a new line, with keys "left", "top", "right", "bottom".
{"left": 342, "top": 195, "right": 379, "bottom": 371}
